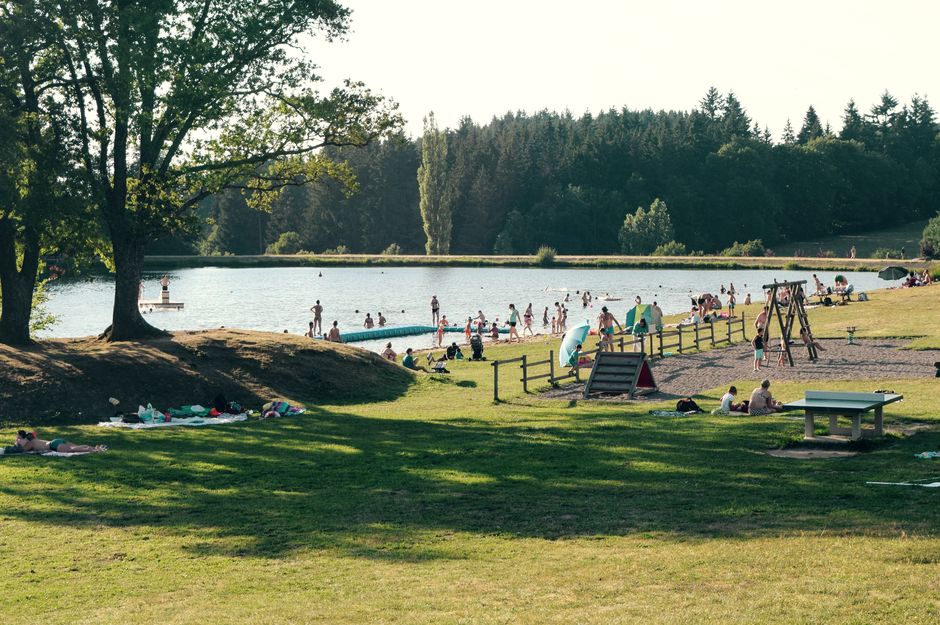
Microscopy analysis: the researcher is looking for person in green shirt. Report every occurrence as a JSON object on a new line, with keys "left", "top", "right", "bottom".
{"left": 631, "top": 318, "right": 649, "bottom": 351}
{"left": 402, "top": 348, "right": 429, "bottom": 373}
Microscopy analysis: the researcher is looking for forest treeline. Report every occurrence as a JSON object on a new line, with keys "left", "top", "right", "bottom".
{"left": 193, "top": 89, "right": 940, "bottom": 257}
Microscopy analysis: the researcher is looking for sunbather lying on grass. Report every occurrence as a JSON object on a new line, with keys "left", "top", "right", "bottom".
{"left": 12, "top": 430, "right": 107, "bottom": 454}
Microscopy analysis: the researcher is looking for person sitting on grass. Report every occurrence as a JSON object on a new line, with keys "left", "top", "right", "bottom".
{"left": 748, "top": 380, "right": 783, "bottom": 415}
{"left": 921, "top": 268, "right": 932, "bottom": 285}
{"left": 713, "top": 386, "right": 747, "bottom": 414}
{"left": 490, "top": 322, "right": 500, "bottom": 341}
{"left": 401, "top": 348, "right": 429, "bottom": 373}
{"left": 12, "top": 430, "right": 107, "bottom": 454}
{"left": 381, "top": 342, "right": 397, "bottom": 361}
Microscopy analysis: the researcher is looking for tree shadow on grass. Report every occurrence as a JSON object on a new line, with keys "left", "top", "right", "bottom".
{"left": 0, "top": 408, "right": 938, "bottom": 562}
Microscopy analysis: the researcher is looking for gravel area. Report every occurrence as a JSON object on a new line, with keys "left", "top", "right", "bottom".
{"left": 543, "top": 339, "right": 939, "bottom": 401}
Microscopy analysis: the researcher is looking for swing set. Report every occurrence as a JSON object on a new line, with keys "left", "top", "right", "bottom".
{"left": 761, "top": 280, "right": 818, "bottom": 366}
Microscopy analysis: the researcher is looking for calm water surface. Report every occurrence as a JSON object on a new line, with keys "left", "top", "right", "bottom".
{"left": 43, "top": 266, "right": 884, "bottom": 352}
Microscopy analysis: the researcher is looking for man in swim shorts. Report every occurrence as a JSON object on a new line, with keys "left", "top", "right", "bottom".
{"left": 597, "top": 306, "right": 622, "bottom": 352}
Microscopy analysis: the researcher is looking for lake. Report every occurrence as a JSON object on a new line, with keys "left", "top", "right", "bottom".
{"left": 43, "top": 266, "right": 884, "bottom": 352}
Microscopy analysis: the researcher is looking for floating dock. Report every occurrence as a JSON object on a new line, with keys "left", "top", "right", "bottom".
{"left": 341, "top": 325, "right": 509, "bottom": 343}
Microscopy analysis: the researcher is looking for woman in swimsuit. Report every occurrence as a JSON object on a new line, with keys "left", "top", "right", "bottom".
{"left": 507, "top": 304, "right": 520, "bottom": 342}
{"left": 436, "top": 316, "right": 448, "bottom": 347}
{"left": 522, "top": 304, "right": 534, "bottom": 337}
{"left": 13, "top": 430, "right": 106, "bottom": 454}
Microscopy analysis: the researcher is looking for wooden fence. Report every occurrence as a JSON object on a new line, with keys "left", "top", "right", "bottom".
{"left": 491, "top": 313, "right": 747, "bottom": 401}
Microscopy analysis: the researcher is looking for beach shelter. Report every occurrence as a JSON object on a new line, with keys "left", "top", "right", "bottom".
{"left": 559, "top": 321, "right": 591, "bottom": 367}
{"left": 624, "top": 304, "right": 653, "bottom": 333}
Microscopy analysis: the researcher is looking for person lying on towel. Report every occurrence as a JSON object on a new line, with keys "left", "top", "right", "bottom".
{"left": 8, "top": 430, "right": 107, "bottom": 454}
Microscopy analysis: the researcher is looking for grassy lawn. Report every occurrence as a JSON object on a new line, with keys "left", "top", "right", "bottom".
{"left": 772, "top": 219, "right": 929, "bottom": 258}
{"left": 1, "top": 287, "right": 939, "bottom": 624}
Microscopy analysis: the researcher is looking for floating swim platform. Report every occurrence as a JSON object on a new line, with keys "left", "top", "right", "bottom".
{"left": 341, "top": 325, "right": 509, "bottom": 343}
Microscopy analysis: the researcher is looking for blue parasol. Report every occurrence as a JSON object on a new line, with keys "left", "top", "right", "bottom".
{"left": 559, "top": 321, "right": 591, "bottom": 367}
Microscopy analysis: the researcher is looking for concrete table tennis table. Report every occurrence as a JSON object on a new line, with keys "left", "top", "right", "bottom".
{"left": 784, "top": 391, "right": 903, "bottom": 440}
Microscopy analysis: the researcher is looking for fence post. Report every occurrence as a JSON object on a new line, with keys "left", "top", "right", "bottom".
{"left": 693, "top": 324, "right": 700, "bottom": 350}
{"left": 727, "top": 318, "right": 732, "bottom": 344}
{"left": 709, "top": 322, "right": 715, "bottom": 346}
{"left": 492, "top": 361, "right": 499, "bottom": 402}
{"left": 549, "top": 350, "right": 555, "bottom": 384}
{"left": 619, "top": 336, "right": 624, "bottom": 352}
{"left": 658, "top": 329, "right": 664, "bottom": 357}
{"left": 678, "top": 326, "right": 683, "bottom": 353}
{"left": 742, "top": 311, "right": 747, "bottom": 341}
{"left": 520, "top": 355, "right": 528, "bottom": 393}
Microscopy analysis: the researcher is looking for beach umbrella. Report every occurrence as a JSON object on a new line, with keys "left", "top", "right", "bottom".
{"left": 877, "top": 266, "right": 908, "bottom": 281}
{"left": 624, "top": 303, "right": 654, "bottom": 332}
{"left": 559, "top": 321, "right": 591, "bottom": 367}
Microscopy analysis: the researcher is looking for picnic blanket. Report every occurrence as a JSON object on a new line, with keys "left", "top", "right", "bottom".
{"left": 649, "top": 410, "right": 696, "bottom": 417}
{"left": 98, "top": 414, "right": 248, "bottom": 429}
{"left": 915, "top": 451, "right": 940, "bottom": 459}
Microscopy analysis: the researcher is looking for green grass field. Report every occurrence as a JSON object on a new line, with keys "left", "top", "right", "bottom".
{"left": 2, "top": 287, "right": 939, "bottom": 624}
{"left": 772, "top": 219, "right": 929, "bottom": 258}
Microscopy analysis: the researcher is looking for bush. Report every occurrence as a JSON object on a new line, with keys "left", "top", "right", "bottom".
{"left": 720, "top": 239, "right": 764, "bottom": 257}
{"left": 321, "top": 245, "right": 350, "bottom": 255}
{"left": 651, "top": 240, "right": 688, "bottom": 256}
{"left": 871, "top": 247, "right": 902, "bottom": 260}
{"left": 534, "top": 245, "right": 557, "bottom": 266}
{"left": 265, "top": 231, "right": 303, "bottom": 255}
{"left": 922, "top": 214, "right": 940, "bottom": 258}
{"left": 382, "top": 243, "right": 402, "bottom": 256}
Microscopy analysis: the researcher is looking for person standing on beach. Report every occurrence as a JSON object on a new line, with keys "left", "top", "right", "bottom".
{"left": 506, "top": 304, "right": 521, "bottom": 342}
{"left": 464, "top": 317, "right": 473, "bottom": 342}
{"left": 543, "top": 306, "right": 549, "bottom": 326}
{"left": 727, "top": 292, "right": 736, "bottom": 317}
{"left": 430, "top": 295, "right": 440, "bottom": 325}
{"left": 436, "top": 315, "right": 448, "bottom": 347}
{"left": 523, "top": 304, "right": 534, "bottom": 337}
{"left": 849, "top": 245, "right": 857, "bottom": 259}
{"left": 651, "top": 301, "right": 664, "bottom": 332}
{"left": 751, "top": 332, "right": 765, "bottom": 371}
{"left": 310, "top": 300, "right": 323, "bottom": 335}
{"left": 596, "top": 306, "right": 622, "bottom": 352}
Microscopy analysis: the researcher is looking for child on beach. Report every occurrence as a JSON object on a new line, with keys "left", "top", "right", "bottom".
{"left": 490, "top": 322, "right": 500, "bottom": 341}
{"left": 464, "top": 317, "right": 473, "bottom": 342}
{"left": 752, "top": 330, "right": 765, "bottom": 371}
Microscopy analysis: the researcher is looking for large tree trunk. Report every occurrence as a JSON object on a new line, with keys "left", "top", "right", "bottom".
{"left": 102, "top": 234, "right": 164, "bottom": 341}
{"left": 0, "top": 219, "right": 40, "bottom": 345}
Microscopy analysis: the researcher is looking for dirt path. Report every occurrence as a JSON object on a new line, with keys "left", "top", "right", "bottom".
{"left": 544, "top": 338, "right": 939, "bottom": 400}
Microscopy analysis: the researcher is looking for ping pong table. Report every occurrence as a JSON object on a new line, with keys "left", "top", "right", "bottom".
{"left": 783, "top": 391, "right": 903, "bottom": 440}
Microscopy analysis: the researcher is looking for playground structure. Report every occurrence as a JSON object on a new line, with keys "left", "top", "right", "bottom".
{"left": 762, "top": 280, "right": 816, "bottom": 366}
{"left": 582, "top": 351, "right": 657, "bottom": 398}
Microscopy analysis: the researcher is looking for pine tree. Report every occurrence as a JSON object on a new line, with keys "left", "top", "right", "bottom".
{"left": 721, "top": 92, "right": 752, "bottom": 140}
{"left": 840, "top": 99, "right": 865, "bottom": 142}
{"left": 700, "top": 87, "right": 722, "bottom": 120}
{"left": 781, "top": 119, "right": 796, "bottom": 144}
{"left": 417, "top": 113, "right": 453, "bottom": 254}
{"left": 797, "top": 106, "right": 824, "bottom": 144}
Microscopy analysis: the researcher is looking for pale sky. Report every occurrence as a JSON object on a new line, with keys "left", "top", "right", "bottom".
{"left": 310, "top": 0, "right": 940, "bottom": 139}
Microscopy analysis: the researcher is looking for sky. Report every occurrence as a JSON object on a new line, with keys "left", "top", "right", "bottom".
{"left": 310, "top": 0, "right": 940, "bottom": 139}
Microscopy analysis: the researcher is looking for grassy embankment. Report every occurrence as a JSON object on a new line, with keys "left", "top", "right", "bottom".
{"left": 772, "top": 218, "right": 929, "bottom": 258}
{"left": 1, "top": 286, "right": 938, "bottom": 624}
{"left": 143, "top": 252, "right": 934, "bottom": 272}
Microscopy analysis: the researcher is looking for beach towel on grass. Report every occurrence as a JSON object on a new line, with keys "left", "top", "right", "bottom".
{"left": 1, "top": 450, "right": 101, "bottom": 458}
{"left": 915, "top": 451, "right": 940, "bottom": 459}
{"left": 98, "top": 414, "right": 248, "bottom": 429}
